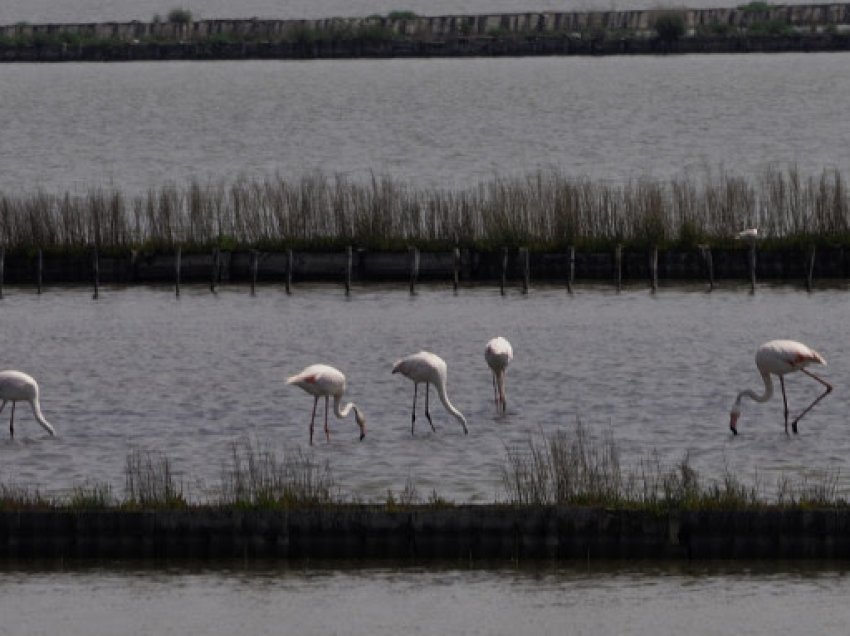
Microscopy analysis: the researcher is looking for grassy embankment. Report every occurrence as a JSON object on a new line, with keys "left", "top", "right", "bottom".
{"left": 0, "top": 425, "right": 841, "bottom": 512}
{"left": 0, "top": 167, "right": 848, "bottom": 257}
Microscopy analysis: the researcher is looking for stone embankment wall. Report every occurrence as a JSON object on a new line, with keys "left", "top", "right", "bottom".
{"left": 0, "top": 246, "right": 844, "bottom": 286}
{"left": 2, "top": 4, "right": 850, "bottom": 60}
{"left": 2, "top": 507, "right": 849, "bottom": 560}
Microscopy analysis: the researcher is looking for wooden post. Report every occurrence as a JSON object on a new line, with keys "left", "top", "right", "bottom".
{"left": 699, "top": 245, "right": 714, "bottom": 292}
{"left": 0, "top": 247, "right": 5, "bottom": 300}
{"left": 566, "top": 246, "right": 575, "bottom": 294}
{"left": 92, "top": 246, "right": 100, "bottom": 300}
{"left": 37, "top": 248, "right": 43, "bottom": 295}
{"left": 614, "top": 244, "right": 622, "bottom": 293}
{"left": 345, "top": 246, "right": 353, "bottom": 296}
{"left": 250, "top": 249, "right": 258, "bottom": 296}
{"left": 175, "top": 246, "right": 182, "bottom": 297}
{"left": 806, "top": 245, "right": 816, "bottom": 292}
{"left": 452, "top": 247, "right": 460, "bottom": 293}
{"left": 285, "top": 249, "right": 293, "bottom": 295}
{"left": 748, "top": 240, "right": 757, "bottom": 294}
{"left": 210, "top": 248, "right": 220, "bottom": 293}
{"left": 649, "top": 245, "right": 658, "bottom": 293}
{"left": 520, "top": 247, "right": 530, "bottom": 294}
{"left": 409, "top": 246, "right": 419, "bottom": 295}
{"left": 500, "top": 248, "right": 508, "bottom": 296}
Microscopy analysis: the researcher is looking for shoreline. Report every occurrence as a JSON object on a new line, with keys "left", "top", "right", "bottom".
{"left": 2, "top": 4, "right": 850, "bottom": 61}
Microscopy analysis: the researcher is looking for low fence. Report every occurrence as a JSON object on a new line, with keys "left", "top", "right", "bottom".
{"left": 1, "top": 506, "right": 848, "bottom": 560}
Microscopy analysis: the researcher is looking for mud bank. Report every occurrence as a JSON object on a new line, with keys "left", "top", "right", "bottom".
{"left": 2, "top": 507, "right": 848, "bottom": 560}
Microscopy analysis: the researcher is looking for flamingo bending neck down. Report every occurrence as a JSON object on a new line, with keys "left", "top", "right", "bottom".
{"left": 286, "top": 364, "right": 366, "bottom": 445}
{"left": 0, "top": 370, "right": 55, "bottom": 438}
{"left": 392, "top": 351, "right": 468, "bottom": 435}
{"left": 729, "top": 339, "right": 832, "bottom": 435}
{"left": 485, "top": 336, "right": 513, "bottom": 414}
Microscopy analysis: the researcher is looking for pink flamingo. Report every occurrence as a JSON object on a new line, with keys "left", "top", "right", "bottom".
{"left": 0, "top": 370, "right": 55, "bottom": 438}
{"left": 392, "top": 351, "right": 468, "bottom": 435}
{"left": 729, "top": 339, "right": 832, "bottom": 435}
{"left": 485, "top": 336, "right": 513, "bottom": 413}
{"left": 286, "top": 364, "right": 366, "bottom": 445}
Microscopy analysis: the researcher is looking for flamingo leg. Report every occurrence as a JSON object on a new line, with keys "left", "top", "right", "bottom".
{"left": 492, "top": 373, "right": 499, "bottom": 408}
{"left": 309, "top": 396, "right": 318, "bottom": 446}
{"left": 791, "top": 369, "right": 833, "bottom": 434}
{"left": 324, "top": 396, "right": 330, "bottom": 443}
{"left": 425, "top": 383, "right": 436, "bottom": 432}
{"left": 9, "top": 401, "right": 15, "bottom": 439}
{"left": 411, "top": 383, "right": 418, "bottom": 435}
{"left": 780, "top": 375, "right": 789, "bottom": 434}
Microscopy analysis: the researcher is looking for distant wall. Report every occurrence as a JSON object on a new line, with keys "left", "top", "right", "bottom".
{"left": 2, "top": 3, "right": 850, "bottom": 43}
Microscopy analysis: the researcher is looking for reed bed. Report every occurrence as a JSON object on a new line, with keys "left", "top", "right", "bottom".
{"left": 501, "top": 422, "right": 843, "bottom": 509}
{"left": 1, "top": 167, "right": 848, "bottom": 251}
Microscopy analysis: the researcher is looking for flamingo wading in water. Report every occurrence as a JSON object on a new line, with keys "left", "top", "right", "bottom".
{"left": 485, "top": 337, "right": 513, "bottom": 414}
{"left": 392, "top": 351, "right": 468, "bottom": 435}
{"left": 729, "top": 339, "right": 832, "bottom": 435}
{"left": 0, "top": 370, "right": 55, "bottom": 438}
{"left": 286, "top": 364, "right": 366, "bottom": 445}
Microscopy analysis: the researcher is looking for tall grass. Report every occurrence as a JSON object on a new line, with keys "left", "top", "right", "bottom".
{"left": 501, "top": 422, "right": 842, "bottom": 509}
{"left": 1, "top": 167, "right": 848, "bottom": 251}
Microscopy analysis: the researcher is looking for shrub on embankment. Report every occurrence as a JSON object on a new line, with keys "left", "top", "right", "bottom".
{"left": 1, "top": 167, "right": 848, "bottom": 253}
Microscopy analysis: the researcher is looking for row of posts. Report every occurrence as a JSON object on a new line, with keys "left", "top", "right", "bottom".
{"left": 0, "top": 244, "right": 822, "bottom": 298}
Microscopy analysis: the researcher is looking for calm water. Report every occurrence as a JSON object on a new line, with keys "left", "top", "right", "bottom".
{"left": 2, "top": 562, "right": 850, "bottom": 635}
{"left": 0, "top": 0, "right": 833, "bottom": 24}
{"left": 1, "top": 53, "right": 849, "bottom": 195}
{"left": 0, "top": 284, "right": 846, "bottom": 502}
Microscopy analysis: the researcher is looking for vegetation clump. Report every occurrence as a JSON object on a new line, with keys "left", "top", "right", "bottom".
{"left": 654, "top": 11, "right": 686, "bottom": 44}
{"left": 166, "top": 8, "right": 193, "bottom": 24}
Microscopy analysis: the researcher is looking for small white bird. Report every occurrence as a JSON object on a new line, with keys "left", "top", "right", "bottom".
{"left": 729, "top": 339, "right": 832, "bottom": 435}
{"left": 392, "top": 351, "right": 468, "bottom": 435}
{"left": 485, "top": 337, "right": 513, "bottom": 414}
{"left": 286, "top": 364, "right": 366, "bottom": 445}
{"left": 0, "top": 370, "right": 55, "bottom": 438}
{"left": 736, "top": 228, "right": 758, "bottom": 240}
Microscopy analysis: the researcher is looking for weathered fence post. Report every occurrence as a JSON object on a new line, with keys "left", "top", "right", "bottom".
{"left": 345, "top": 246, "right": 353, "bottom": 296}
{"left": 409, "top": 246, "right": 419, "bottom": 295}
{"left": 614, "top": 244, "right": 622, "bottom": 292}
{"left": 520, "top": 247, "right": 530, "bottom": 294}
{"left": 453, "top": 246, "right": 460, "bottom": 293}
{"left": 748, "top": 240, "right": 757, "bottom": 294}
{"left": 286, "top": 249, "right": 293, "bottom": 295}
{"left": 175, "top": 246, "right": 182, "bottom": 297}
{"left": 37, "top": 248, "right": 43, "bottom": 294}
{"left": 566, "top": 246, "right": 575, "bottom": 295}
{"left": 250, "top": 249, "right": 258, "bottom": 296}
{"left": 92, "top": 246, "right": 100, "bottom": 300}
{"left": 806, "top": 245, "right": 816, "bottom": 292}
{"left": 698, "top": 244, "right": 714, "bottom": 292}
{"left": 649, "top": 245, "right": 658, "bottom": 293}
{"left": 500, "top": 248, "right": 508, "bottom": 296}
{"left": 210, "top": 248, "right": 220, "bottom": 293}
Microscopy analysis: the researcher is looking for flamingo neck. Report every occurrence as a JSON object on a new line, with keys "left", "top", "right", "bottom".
{"left": 735, "top": 370, "right": 774, "bottom": 408}
{"left": 30, "top": 397, "right": 55, "bottom": 436}
{"left": 333, "top": 395, "right": 358, "bottom": 420}
{"left": 436, "top": 382, "right": 468, "bottom": 434}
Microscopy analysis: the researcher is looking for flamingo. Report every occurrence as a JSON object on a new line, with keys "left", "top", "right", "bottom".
{"left": 392, "top": 351, "right": 468, "bottom": 435}
{"left": 485, "top": 336, "right": 513, "bottom": 413}
{"left": 0, "top": 370, "right": 55, "bottom": 438}
{"left": 729, "top": 339, "right": 832, "bottom": 435}
{"left": 286, "top": 364, "right": 366, "bottom": 445}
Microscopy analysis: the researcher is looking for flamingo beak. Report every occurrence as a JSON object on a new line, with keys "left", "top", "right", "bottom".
{"left": 729, "top": 412, "right": 739, "bottom": 435}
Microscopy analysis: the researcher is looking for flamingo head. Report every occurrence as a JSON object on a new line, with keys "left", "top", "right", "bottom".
{"left": 729, "top": 406, "right": 741, "bottom": 435}
{"left": 355, "top": 408, "right": 366, "bottom": 441}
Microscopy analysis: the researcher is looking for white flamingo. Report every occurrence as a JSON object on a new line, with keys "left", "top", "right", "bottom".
{"left": 729, "top": 339, "right": 832, "bottom": 435}
{"left": 392, "top": 351, "right": 468, "bottom": 435}
{"left": 485, "top": 336, "right": 513, "bottom": 413}
{"left": 286, "top": 364, "right": 366, "bottom": 445}
{"left": 0, "top": 370, "right": 55, "bottom": 438}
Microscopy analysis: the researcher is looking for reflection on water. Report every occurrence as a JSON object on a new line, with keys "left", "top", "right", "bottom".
{"left": 1, "top": 561, "right": 850, "bottom": 635}
{"left": 0, "top": 284, "right": 848, "bottom": 503}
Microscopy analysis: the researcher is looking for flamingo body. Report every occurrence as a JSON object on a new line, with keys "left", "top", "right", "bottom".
{"left": 0, "top": 370, "right": 55, "bottom": 437}
{"left": 485, "top": 336, "right": 513, "bottom": 413}
{"left": 392, "top": 351, "right": 468, "bottom": 435}
{"left": 730, "top": 339, "right": 831, "bottom": 435}
{"left": 287, "top": 364, "right": 366, "bottom": 444}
